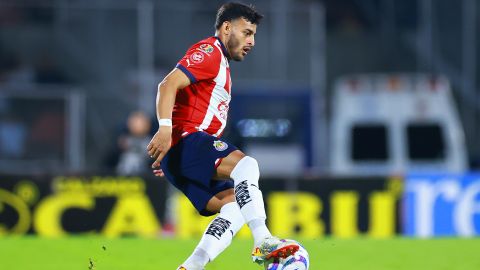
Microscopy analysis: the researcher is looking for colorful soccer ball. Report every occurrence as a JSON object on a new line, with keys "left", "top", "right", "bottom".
{"left": 264, "top": 240, "right": 309, "bottom": 270}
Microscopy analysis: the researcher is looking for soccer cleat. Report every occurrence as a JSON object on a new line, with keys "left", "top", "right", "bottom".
{"left": 176, "top": 264, "right": 204, "bottom": 270}
{"left": 251, "top": 236, "right": 300, "bottom": 265}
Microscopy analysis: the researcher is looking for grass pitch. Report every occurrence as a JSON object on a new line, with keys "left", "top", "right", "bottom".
{"left": 1, "top": 237, "right": 479, "bottom": 270}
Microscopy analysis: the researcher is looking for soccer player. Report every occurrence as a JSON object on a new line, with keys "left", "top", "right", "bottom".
{"left": 147, "top": 3, "right": 299, "bottom": 270}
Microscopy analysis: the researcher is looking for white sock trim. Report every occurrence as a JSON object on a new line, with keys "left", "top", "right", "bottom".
{"left": 230, "top": 156, "right": 259, "bottom": 181}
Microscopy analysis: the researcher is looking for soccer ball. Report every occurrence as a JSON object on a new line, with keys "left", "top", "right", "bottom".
{"left": 264, "top": 240, "right": 309, "bottom": 270}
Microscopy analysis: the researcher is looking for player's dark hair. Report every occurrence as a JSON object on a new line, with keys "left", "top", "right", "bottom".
{"left": 215, "top": 2, "right": 264, "bottom": 30}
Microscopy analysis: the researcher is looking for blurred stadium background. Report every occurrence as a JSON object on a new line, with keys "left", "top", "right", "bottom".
{"left": 1, "top": 0, "right": 480, "bottom": 269}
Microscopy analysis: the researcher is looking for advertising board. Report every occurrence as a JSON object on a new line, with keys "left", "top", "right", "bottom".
{"left": 0, "top": 175, "right": 401, "bottom": 238}
{"left": 404, "top": 173, "right": 480, "bottom": 237}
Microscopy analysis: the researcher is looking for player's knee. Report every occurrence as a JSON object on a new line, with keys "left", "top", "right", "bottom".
{"left": 243, "top": 156, "right": 259, "bottom": 178}
{"left": 231, "top": 155, "right": 260, "bottom": 184}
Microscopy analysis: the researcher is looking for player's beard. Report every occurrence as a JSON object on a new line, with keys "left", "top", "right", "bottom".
{"left": 227, "top": 33, "right": 243, "bottom": 61}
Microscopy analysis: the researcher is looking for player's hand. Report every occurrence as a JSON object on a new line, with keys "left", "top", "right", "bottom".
{"left": 147, "top": 125, "right": 172, "bottom": 168}
{"left": 153, "top": 169, "right": 165, "bottom": 177}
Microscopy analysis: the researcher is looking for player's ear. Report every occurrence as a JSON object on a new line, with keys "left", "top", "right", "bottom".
{"left": 223, "top": 21, "right": 231, "bottom": 35}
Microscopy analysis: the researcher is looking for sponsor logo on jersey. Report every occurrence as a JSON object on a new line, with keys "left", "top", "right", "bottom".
{"left": 198, "top": 44, "right": 214, "bottom": 54}
{"left": 205, "top": 217, "right": 231, "bottom": 240}
{"left": 190, "top": 51, "right": 204, "bottom": 64}
{"left": 217, "top": 100, "right": 230, "bottom": 120}
{"left": 213, "top": 140, "right": 228, "bottom": 151}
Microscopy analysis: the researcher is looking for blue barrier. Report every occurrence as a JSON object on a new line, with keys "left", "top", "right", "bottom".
{"left": 404, "top": 173, "right": 480, "bottom": 237}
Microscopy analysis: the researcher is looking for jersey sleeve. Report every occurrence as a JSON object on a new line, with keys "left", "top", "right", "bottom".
{"left": 176, "top": 43, "right": 221, "bottom": 83}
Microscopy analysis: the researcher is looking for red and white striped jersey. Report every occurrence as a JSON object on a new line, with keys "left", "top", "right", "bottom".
{"left": 172, "top": 36, "right": 232, "bottom": 145}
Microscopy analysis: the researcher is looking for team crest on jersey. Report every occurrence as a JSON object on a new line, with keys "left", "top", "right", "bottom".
{"left": 198, "top": 44, "right": 214, "bottom": 54}
{"left": 190, "top": 51, "right": 204, "bottom": 64}
{"left": 213, "top": 140, "right": 228, "bottom": 151}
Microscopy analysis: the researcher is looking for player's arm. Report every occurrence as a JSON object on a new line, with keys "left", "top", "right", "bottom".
{"left": 147, "top": 68, "right": 190, "bottom": 169}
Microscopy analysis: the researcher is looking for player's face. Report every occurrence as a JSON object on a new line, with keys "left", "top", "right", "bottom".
{"left": 228, "top": 18, "right": 257, "bottom": 61}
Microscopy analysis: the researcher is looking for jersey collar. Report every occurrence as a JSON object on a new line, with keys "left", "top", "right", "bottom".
{"left": 214, "top": 36, "right": 230, "bottom": 59}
